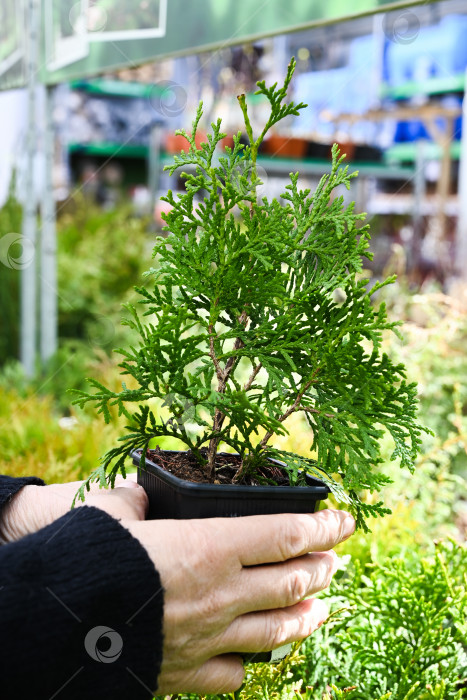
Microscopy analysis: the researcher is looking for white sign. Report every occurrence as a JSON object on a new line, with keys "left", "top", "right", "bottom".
{"left": 45, "top": 0, "right": 89, "bottom": 71}
{"left": 0, "top": 0, "right": 25, "bottom": 82}
{"left": 44, "top": 0, "right": 167, "bottom": 71}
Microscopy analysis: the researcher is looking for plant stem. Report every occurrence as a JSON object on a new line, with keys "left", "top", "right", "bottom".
{"left": 259, "top": 375, "right": 317, "bottom": 448}
{"left": 237, "top": 94, "right": 255, "bottom": 160}
{"left": 243, "top": 362, "right": 262, "bottom": 391}
{"left": 237, "top": 93, "right": 259, "bottom": 210}
{"left": 300, "top": 406, "right": 335, "bottom": 419}
{"left": 207, "top": 312, "right": 248, "bottom": 477}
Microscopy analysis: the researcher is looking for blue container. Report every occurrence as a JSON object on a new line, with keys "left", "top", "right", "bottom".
{"left": 386, "top": 14, "right": 467, "bottom": 86}
{"left": 293, "top": 34, "right": 379, "bottom": 137}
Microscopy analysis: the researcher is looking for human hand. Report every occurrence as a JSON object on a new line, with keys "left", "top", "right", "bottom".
{"left": 123, "top": 508, "right": 355, "bottom": 695}
{"left": 0, "top": 475, "right": 148, "bottom": 544}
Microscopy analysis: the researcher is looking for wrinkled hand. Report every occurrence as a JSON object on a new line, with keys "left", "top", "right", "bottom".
{"left": 0, "top": 475, "right": 148, "bottom": 544}
{"left": 124, "top": 508, "right": 355, "bottom": 695}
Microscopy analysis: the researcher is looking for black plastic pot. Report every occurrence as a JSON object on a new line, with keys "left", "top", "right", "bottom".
{"left": 132, "top": 449, "right": 330, "bottom": 520}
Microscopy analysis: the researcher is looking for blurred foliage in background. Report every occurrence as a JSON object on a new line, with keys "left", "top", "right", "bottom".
{"left": 0, "top": 178, "right": 22, "bottom": 363}
{"left": 0, "top": 196, "right": 466, "bottom": 697}
{"left": 0, "top": 191, "right": 152, "bottom": 407}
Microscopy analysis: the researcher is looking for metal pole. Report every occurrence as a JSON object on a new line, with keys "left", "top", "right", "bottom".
{"left": 455, "top": 68, "right": 467, "bottom": 280}
{"left": 411, "top": 139, "right": 426, "bottom": 271}
{"left": 434, "top": 116, "right": 453, "bottom": 261}
{"left": 40, "top": 84, "right": 58, "bottom": 363}
{"left": 20, "top": 0, "right": 39, "bottom": 376}
{"left": 148, "top": 121, "right": 163, "bottom": 229}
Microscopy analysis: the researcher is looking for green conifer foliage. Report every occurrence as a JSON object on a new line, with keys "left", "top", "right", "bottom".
{"left": 73, "top": 59, "right": 426, "bottom": 528}
{"left": 299, "top": 540, "right": 467, "bottom": 698}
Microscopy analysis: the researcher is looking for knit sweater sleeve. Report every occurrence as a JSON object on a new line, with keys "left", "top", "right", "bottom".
{"left": 0, "top": 503, "right": 164, "bottom": 700}
{"left": 0, "top": 475, "right": 46, "bottom": 509}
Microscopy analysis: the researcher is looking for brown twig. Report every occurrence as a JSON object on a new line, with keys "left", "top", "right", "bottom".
{"left": 300, "top": 406, "right": 335, "bottom": 420}
{"left": 259, "top": 371, "right": 321, "bottom": 448}
{"left": 208, "top": 325, "right": 224, "bottom": 384}
{"left": 243, "top": 362, "right": 262, "bottom": 392}
{"left": 222, "top": 314, "right": 248, "bottom": 387}
{"left": 207, "top": 311, "right": 249, "bottom": 477}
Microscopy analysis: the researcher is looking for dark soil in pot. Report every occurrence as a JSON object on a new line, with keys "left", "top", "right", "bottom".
{"left": 133, "top": 448, "right": 330, "bottom": 520}
{"left": 145, "top": 447, "right": 291, "bottom": 486}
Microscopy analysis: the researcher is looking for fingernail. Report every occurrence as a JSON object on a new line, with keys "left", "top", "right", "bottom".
{"left": 314, "top": 598, "right": 329, "bottom": 619}
{"left": 331, "top": 552, "right": 340, "bottom": 575}
{"left": 342, "top": 514, "right": 356, "bottom": 540}
{"left": 313, "top": 599, "right": 329, "bottom": 629}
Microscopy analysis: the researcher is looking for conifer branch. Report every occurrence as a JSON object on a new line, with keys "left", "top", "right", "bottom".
{"left": 260, "top": 374, "right": 318, "bottom": 448}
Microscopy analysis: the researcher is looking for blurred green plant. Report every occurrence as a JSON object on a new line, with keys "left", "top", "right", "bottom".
{"left": 56, "top": 198, "right": 150, "bottom": 353}
{"left": 0, "top": 193, "right": 152, "bottom": 408}
{"left": 297, "top": 539, "right": 467, "bottom": 699}
{"left": 0, "top": 354, "right": 128, "bottom": 483}
{"left": 0, "top": 177, "right": 22, "bottom": 365}
{"left": 382, "top": 288, "right": 467, "bottom": 481}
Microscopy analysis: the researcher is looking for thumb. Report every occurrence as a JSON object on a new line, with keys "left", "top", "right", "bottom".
{"left": 113, "top": 473, "right": 139, "bottom": 487}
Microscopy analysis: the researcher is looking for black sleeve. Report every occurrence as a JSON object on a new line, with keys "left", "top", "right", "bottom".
{"left": 0, "top": 505, "right": 164, "bottom": 700}
{"left": 0, "top": 475, "right": 46, "bottom": 510}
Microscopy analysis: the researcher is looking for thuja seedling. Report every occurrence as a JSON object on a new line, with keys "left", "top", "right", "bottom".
{"left": 73, "top": 58, "right": 426, "bottom": 529}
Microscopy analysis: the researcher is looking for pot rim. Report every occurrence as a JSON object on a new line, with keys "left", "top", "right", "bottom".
{"left": 132, "top": 448, "right": 330, "bottom": 499}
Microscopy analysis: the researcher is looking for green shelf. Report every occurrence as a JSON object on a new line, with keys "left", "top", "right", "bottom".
{"left": 385, "top": 140, "right": 462, "bottom": 164}
{"left": 68, "top": 144, "right": 416, "bottom": 179}
{"left": 380, "top": 73, "right": 465, "bottom": 100}
{"left": 69, "top": 78, "right": 163, "bottom": 99}
{"left": 69, "top": 78, "right": 267, "bottom": 104}
{"left": 160, "top": 153, "right": 414, "bottom": 180}
{"left": 256, "top": 155, "right": 413, "bottom": 179}
{"left": 68, "top": 142, "right": 149, "bottom": 158}
{"left": 70, "top": 78, "right": 267, "bottom": 104}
